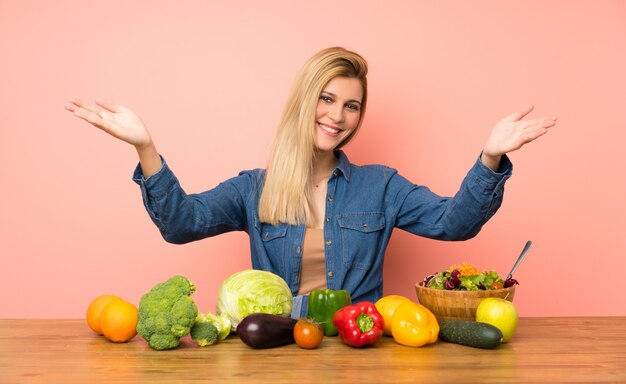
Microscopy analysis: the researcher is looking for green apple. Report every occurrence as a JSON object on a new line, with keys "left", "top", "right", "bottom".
{"left": 476, "top": 298, "right": 519, "bottom": 342}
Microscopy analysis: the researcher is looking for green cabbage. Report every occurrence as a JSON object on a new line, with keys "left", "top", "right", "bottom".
{"left": 216, "top": 269, "right": 293, "bottom": 331}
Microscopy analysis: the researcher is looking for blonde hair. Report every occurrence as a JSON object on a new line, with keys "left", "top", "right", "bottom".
{"left": 258, "top": 47, "right": 368, "bottom": 226}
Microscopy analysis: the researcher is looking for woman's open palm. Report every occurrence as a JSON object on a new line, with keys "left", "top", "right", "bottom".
{"left": 483, "top": 105, "right": 557, "bottom": 157}
{"left": 66, "top": 99, "right": 152, "bottom": 148}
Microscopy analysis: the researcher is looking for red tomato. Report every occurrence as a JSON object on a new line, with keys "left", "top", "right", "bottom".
{"left": 294, "top": 318, "right": 324, "bottom": 349}
{"left": 489, "top": 281, "right": 504, "bottom": 290}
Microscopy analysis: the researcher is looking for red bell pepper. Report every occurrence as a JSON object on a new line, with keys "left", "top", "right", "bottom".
{"left": 332, "top": 301, "right": 384, "bottom": 347}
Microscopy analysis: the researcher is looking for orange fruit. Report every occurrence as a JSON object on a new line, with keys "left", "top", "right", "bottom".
{"left": 86, "top": 295, "right": 122, "bottom": 334}
{"left": 100, "top": 299, "right": 138, "bottom": 343}
{"left": 375, "top": 295, "right": 413, "bottom": 336}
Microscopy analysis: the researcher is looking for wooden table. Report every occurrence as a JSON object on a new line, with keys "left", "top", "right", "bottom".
{"left": 1, "top": 317, "right": 625, "bottom": 383}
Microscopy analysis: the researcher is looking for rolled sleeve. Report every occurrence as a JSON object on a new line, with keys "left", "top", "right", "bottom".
{"left": 132, "top": 156, "right": 173, "bottom": 195}
{"left": 132, "top": 157, "right": 179, "bottom": 234}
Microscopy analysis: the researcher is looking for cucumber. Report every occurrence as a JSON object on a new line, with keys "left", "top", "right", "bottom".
{"left": 439, "top": 320, "right": 503, "bottom": 349}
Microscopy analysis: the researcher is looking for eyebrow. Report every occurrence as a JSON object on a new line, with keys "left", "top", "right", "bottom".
{"left": 321, "top": 91, "right": 362, "bottom": 105}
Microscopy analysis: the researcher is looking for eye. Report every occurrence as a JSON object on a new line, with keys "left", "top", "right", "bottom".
{"left": 346, "top": 103, "right": 360, "bottom": 111}
{"left": 320, "top": 95, "right": 333, "bottom": 103}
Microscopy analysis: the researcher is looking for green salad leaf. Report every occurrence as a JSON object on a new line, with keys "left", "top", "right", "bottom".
{"left": 425, "top": 267, "right": 505, "bottom": 291}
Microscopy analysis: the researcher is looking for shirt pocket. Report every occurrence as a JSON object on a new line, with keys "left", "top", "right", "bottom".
{"left": 254, "top": 220, "right": 289, "bottom": 275}
{"left": 338, "top": 213, "right": 385, "bottom": 270}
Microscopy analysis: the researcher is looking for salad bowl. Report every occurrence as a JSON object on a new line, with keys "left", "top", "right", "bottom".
{"left": 415, "top": 281, "right": 516, "bottom": 323}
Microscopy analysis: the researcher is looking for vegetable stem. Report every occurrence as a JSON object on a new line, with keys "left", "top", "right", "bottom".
{"left": 356, "top": 313, "right": 374, "bottom": 333}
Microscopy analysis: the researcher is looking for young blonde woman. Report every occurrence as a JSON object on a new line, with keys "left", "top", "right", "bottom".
{"left": 66, "top": 47, "right": 557, "bottom": 317}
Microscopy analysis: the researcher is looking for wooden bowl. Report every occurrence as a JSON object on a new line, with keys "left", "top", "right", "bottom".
{"left": 415, "top": 281, "right": 516, "bottom": 323}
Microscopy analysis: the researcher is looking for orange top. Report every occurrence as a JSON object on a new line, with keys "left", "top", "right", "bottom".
{"left": 297, "top": 228, "right": 327, "bottom": 295}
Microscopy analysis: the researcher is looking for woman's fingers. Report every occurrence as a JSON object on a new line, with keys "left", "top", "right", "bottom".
{"left": 543, "top": 116, "right": 558, "bottom": 128}
{"left": 79, "top": 108, "right": 122, "bottom": 138}
{"left": 517, "top": 116, "right": 557, "bottom": 145}
{"left": 69, "top": 99, "right": 105, "bottom": 116}
{"left": 67, "top": 99, "right": 115, "bottom": 126}
{"left": 484, "top": 106, "right": 558, "bottom": 157}
{"left": 70, "top": 105, "right": 116, "bottom": 133}
{"left": 509, "top": 104, "right": 535, "bottom": 122}
{"left": 66, "top": 98, "right": 153, "bottom": 147}
{"left": 72, "top": 107, "right": 104, "bottom": 127}
{"left": 517, "top": 116, "right": 557, "bottom": 131}
{"left": 95, "top": 98, "right": 120, "bottom": 113}
{"left": 65, "top": 99, "right": 86, "bottom": 113}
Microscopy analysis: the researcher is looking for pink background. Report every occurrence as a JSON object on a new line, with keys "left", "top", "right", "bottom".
{"left": 1, "top": 1, "right": 625, "bottom": 318}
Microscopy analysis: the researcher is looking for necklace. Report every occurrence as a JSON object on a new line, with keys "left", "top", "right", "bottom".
{"left": 313, "top": 176, "right": 329, "bottom": 188}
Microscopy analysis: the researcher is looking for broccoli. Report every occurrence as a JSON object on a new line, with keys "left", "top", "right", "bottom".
{"left": 193, "top": 312, "right": 232, "bottom": 345}
{"left": 201, "top": 312, "right": 232, "bottom": 341}
{"left": 190, "top": 319, "right": 218, "bottom": 346}
{"left": 136, "top": 275, "right": 199, "bottom": 350}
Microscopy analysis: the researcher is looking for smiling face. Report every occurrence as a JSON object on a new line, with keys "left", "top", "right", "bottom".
{"left": 314, "top": 76, "right": 364, "bottom": 153}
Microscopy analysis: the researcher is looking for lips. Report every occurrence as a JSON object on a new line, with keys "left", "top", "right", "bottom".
{"left": 317, "top": 122, "right": 342, "bottom": 136}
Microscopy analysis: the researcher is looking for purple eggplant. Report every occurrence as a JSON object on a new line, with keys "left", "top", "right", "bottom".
{"left": 236, "top": 313, "right": 297, "bottom": 349}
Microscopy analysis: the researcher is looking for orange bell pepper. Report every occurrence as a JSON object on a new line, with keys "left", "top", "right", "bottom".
{"left": 390, "top": 301, "right": 439, "bottom": 347}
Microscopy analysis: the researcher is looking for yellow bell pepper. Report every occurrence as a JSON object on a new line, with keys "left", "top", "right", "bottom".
{"left": 375, "top": 295, "right": 412, "bottom": 336}
{"left": 390, "top": 301, "right": 439, "bottom": 347}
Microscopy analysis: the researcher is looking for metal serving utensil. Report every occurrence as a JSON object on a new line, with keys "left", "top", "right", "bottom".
{"left": 506, "top": 240, "right": 532, "bottom": 280}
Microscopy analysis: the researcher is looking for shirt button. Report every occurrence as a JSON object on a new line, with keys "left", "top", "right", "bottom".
{"left": 264, "top": 232, "right": 269, "bottom": 239}
{"left": 296, "top": 246, "right": 301, "bottom": 253}
{"left": 328, "top": 271, "right": 334, "bottom": 277}
{"left": 327, "top": 197, "right": 333, "bottom": 202}
{"left": 325, "top": 240, "right": 332, "bottom": 246}
{"left": 326, "top": 217, "right": 330, "bottom": 222}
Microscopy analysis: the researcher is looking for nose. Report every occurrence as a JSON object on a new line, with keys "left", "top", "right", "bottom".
{"left": 327, "top": 104, "right": 345, "bottom": 123}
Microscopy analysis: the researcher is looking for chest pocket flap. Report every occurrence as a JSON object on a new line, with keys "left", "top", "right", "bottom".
{"left": 338, "top": 213, "right": 385, "bottom": 233}
{"left": 259, "top": 222, "right": 288, "bottom": 241}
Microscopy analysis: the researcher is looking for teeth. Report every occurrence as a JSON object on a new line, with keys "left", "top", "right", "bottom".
{"left": 319, "top": 123, "right": 339, "bottom": 134}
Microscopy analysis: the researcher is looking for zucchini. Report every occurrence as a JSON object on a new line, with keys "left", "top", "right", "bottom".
{"left": 439, "top": 320, "right": 503, "bottom": 349}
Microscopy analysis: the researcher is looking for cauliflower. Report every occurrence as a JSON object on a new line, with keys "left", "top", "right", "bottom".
{"left": 136, "top": 275, "right": 198, "bottom": 350}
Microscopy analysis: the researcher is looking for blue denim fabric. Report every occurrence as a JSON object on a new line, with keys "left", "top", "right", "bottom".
{"left": 133, "top": 150, "right": 512, "bottom": 317}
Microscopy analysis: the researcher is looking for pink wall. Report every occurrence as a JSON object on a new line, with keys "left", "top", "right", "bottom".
{"left": 1, "top": 1, "right": 625, "bottom": 318}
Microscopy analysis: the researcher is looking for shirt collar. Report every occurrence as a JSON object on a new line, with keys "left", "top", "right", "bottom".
{"left": 334, "top": 150, "right": 351, "bottom": 182}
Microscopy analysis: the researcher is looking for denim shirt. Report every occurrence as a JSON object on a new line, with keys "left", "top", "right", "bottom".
{"left": 132, "top": 150, "right": 512, "bottom": 317}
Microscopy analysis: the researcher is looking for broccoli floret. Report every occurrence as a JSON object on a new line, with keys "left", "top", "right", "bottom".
{"left": 190, "top": 319, "right": 218, "bottom": 347}
{"left": 198, "top": 312, "right": 232, "bottom": 341}
{"left": 136, "top": 275, "right": 199, "bottom": 350}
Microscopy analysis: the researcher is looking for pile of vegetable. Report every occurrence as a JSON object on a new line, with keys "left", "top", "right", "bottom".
{"left": 423, "top": 262, "right": 519, "bottom": 291}
{"left": 134, "top": 270, "right": 293, "bottom": 350}
{"left": 136, "top": 275, "right": 231, "bottom": 350}
{"left": 111, "top": 263, "right": 520, "bottom": 352}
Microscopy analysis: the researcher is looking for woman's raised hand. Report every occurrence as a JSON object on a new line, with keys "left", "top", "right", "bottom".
{"left": 481, "top": 105, "right": 557, "bottom": 170}
{"left": 66, "top": 99, "right": 163, "bottom": 177}
{"left": 66, "top": 99, "right": 152, "bottom": 149}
